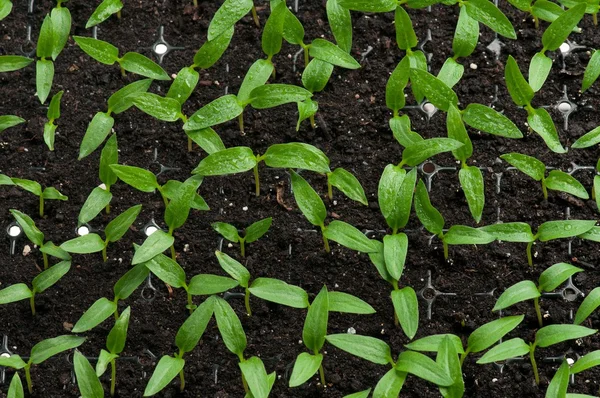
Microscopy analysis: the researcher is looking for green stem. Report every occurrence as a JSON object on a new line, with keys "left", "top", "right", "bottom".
{"left": 318, "top": 362, "right": 326, "bottom": 386}
{"left": 309, "top": 114, "right": 316, "bottom": 129}
{"left": 179, "top": 367, "right": 186, "bottom": 392}
{"left": 25, "top": 365, "right": 32, "bottom": 393}
{"left": 187, "top": 289, "right": 194, "bottom": 314}
{"left": 160, "top": 189, "right": 169, "bottom": 208}
{"left": 245, "top": 288, "right": 252, "bottom": 316}
{"left": 534, "top": 296, "right": 543, "bottom": 327}
{"left": 443, "top": 239, "right": 449, "bottom": 260}
{"left": 43, "top": 252, "right": 48, "bottom": 270}
{"left": 541, "top": 178, "right": 548, "bottom": 200}
{"left": 253, "top": 162, "right": 260, "bottom": 197}
{"left": 251, "top": 4, "right": 260, "bottom": 27}
{"left": 193, "top": 0, "right": 198, "bottom": 7}
{"left": 394, "top": 311, "right": 399, "bottom": 327}
{"left": 170, "top": 244, "right": 176, "bottom": 261}
{"left": 39, "top": 195, "right": 44, "bottom": 217}
{"left": 30, "top": 294, "right": 36, "bottom": 316}
{"left": 120, "top": 65, "right": 126, "bottom": 77}
{"left": 187, "top": 137, "right": 192, "bottom": 152}
{"left": 534, "top": 14, "right": 539, "bottom": 28}
{"left": 110, "top": 359, "right": 116, "bottom": 396}
{"left": 102, "top": 241, "right": 108, "bottom": 262}
{"left": 114, "top": 300, "right": 120, "bottom": 319}
{"left": 529, "top": 344, "right": 540, "bottom": 385}
{"left": 459, "top": 349, "right": 470, "bottom": 367}
{"left": 238, "top": 113, "right": 244, "bottom": 134}
{"left": 321, "top": 225, "right": 330, "bottom": 252}
{"left": 303, "top": 45, "right": 310, "bottom": 67}
{"left": 594, "top": 12, "right": 598, "bottom": 26}
{"left": 240, "top": 238, "right": 246, "bottom": 257}
{"left": 527, "top": 241, "right": 534, "bottom": 266}
{"left": 117, "top": 10, "right": 121, "bottom": 19}
{"left": 327, "top": 178, "right": 333, "bottom": 200}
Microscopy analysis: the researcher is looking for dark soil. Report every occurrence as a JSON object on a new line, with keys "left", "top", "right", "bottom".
{"left": 1, "top": 0, "right": 600, "bottom": 397}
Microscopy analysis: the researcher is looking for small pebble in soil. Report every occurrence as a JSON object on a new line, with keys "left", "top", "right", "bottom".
{"left": 470, "top": 63, "right": 477, "bottom": 70}
{"left": 347, "top": 327, "right": 356, "bottom": 334}
{"left": 228, "top": 243, "right": 233, "bottom": 248}
{"left": 184, "top": 244, "right": 190, "bottom": 252}
{"left": 243, "top": 206, "right": 248, "bottom": 211}
{"left": 98, "top": 183, "right": 107, "bottom": 190}
{"left": 23, "top": 245, "right": 31, "bottom": 256}
{"left": 567, "top": 358, "right": 574, "bottom": 365}
{"left": 492, "top": 378, "right": 498, "bottom": 382}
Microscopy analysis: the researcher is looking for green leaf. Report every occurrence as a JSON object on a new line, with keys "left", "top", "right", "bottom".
{"left": 86, "top": 0, "right": 123, "bottom": 28}
{"left": 164, "top": 67, "right": 199, "bottom": 106}
{"left": 391, "top": 287, "right": 419, "bottom": 340}
{"left": 505, "top": 55, "right": 534, "bottom": 107}
{"left": 37, "top": 15, "right": 54, "bottom": 59}
{"left": 303, "top": 286, "right": 329, "bottom": 352}
{"left": 175, "top": 297, "right": 214, "bottom": 353}
{"left": 437, "top": 335, "right": 465, "bottom": 398}
{"left": 386, "top": 57, "right": 410, "bottom": 113}
{"left": 532, "top": 0, "right": 567, "bottom": 23}
{"left": 337, "top": 0, "right": 398, "bottom": 12}
{"left": 107, "top": 306, "right": 130, "bottom": 354}
{"left": 105, "top": 204, "right": 142, "bottom": 243}
{"left": 214, "top": 297, "right": 247, "bottom": 357}
{"left": 547, "top": 361, "right": 571, "bottom": 398}
{"left": 110, "top": 164, "right": 159, "bottom": 192}
{"left": 142, "top": 251, "right": 187, "bottom": 288}
{"left": 10, "top": 209, "right": 44, "bottom": 246}
{"left": 42, "top": 186, "right": 68, "bottom": 201}
{"left": 238, "top": 358, "right": 271, "bottom": 398}
{"left": 407, "top": 51, "right": 428, "bottom": 102}
{"left": 36, "top": 59, "right": 54, "bottom": 104}
{"left": 302, "top": 59, "right": 334, "bottom": 93}
{"left": 238, "top": 59, "right": 274, "bottom": 105}
{"left": 107, "top": 79, "right": 153, "bottom": 115}
{"left": 40, "top": 241, "right": 71, "bottom": 261}
{"left": 536, "top": 324, "right": 597, "bottom": 348}
{"left": 0, "top": 115, "right": 25, "bottom": 133}
{"left": 278, "top": 2, "right": 305, "bottom": 45}
{"left": 459, "top": 166, "right": 485, "bottom": 223}
{"left": 373, "top": 369, "right": 406, "bottom": 398}
{"left": 264, "top": 142, "right": 330, "bottom": 173}
{"left": 0, "top": 283, "right": 32, "bottom": 305}
{"left": 262, "top": 1, "right": 286, "bottom": 57}
{"left": 183, "top": 94, "right": 244, "bottom": 130}
{"left": 447, "top": 104, "right": 472, "bottom": 162}
{"left": 47, "top": 90, "right": 63, "bottom": 121}
{"left": 509, "top": 0, "right": 532, "bottom": 11}
{"left": 73, "top": 36, "right": 119, "bottom": 65}
{"left": 395, "top": 6, "right": 417, "bottom": 50}
{"left": 11, "top": 178, "right": 42, "bottom": 196}
{"left": 453, "top": 6, "right": 479, "bottom": 58}
{"left": 290, "top": 170, "right": 326, "bottom": 227}
{"left": 575, "top": 287, "right": 600, "bottom": 325}
{"left": 74, "top": 351, "right": 104, "bottom": 398}
{"left": 134, "top": 93, "right": 182, "bottom": 122}
{"left": 395, "top": 350, "right": 454, "bottom": 386}
{"left": 249, "top": 84, "right": 312, "bottom": 109}
{"left": 72, "top": 297, "right": 117, "bottom": 333}
{"left": 79, "top": 112, "right": 115, "bottom": 160}
{"left": 500, "top": 152, "right": 545, "bottom": 181}
{"left": 409, "top": 68, "right": 458, "bottom": 112}
{"left": 194, "top": 146, "right": 257, "bottom": 176}
{"left": 289, "top": 353, "right": 323, "bottom": 387}
{"left": 467, "top": 315, "right": 524, "bottom": 353}
{"left": 571, "top": 350, "right": 600, "bottom": 374}
{"left": 188, "top": 274, "right": 239, "bottom": 295}
{"left": 216, "top": 251, "right": 251, "bottom": 287}
{"left": 32, "top": 260, "right": 70, "bottom": 293}
{"left": 528, "top": 107, "right": 566, "bottom": 153}
{"left": 212, "top": 222, "right": 240, "bottom": 242}
{"left": 30, "top": 335, "right": 86, "bottom": 364}
{"left": 0, "top": 354, "right": 27, "bottom": 370}
{"left": 464, "top": 0, "right": 516, "bottom": 39}
{"left": 405, "top": 334, "right": 465, "bottom": 354}
{"left": 479, "top": 222, "right": 535, "bottom": 242}
{"left": 78, "top": 187, "right": 112, "bottom": 226}
{"left": 50, "top": 6, "right": 71, "bottom": 60}
{"left": 573, "top": 125, "right": 600, "bottom": 148}
{"left": 165, "top": 176, "right": 202, "bottom": 231}
{"left": 324, "top": 220, "right": 377, "bottom": 253}
{"left": 186, "top": 128, "right": 226, "bottom": 154}
{"left": 545, "top": 170, "right": 589, "bottom": 199}
{"left": 539, "top": 262, "right": 583, "bottom": 292}
{"left": 95, "top": 349, "right": 118, "bottom": 377}
{"left": 120, "top": 52, "right": 170, "bottom": 80}
{"left": 309, "top": 38, "right": 360, "bottom": 69}
{"left": 583, "top": 50, "right": 600, "bottom": 92}
{"left": 132, "top": 230, "right": 175, "bottom": 265}
{"left": 383, "top": 233, "right": 408, "bottom": 280}
{"left": 194, "top": 26, "right": 234, "bottom": 69}
{"left": 113, "top": 263, "right": 149, "bottom": 300}
{"left": 462, "top": 103, "right": 523, "bottom": 138}
{"left": 328, "top": 168, "right": 368, "bottom": 205}
{"left": 578, "top": 226, "right": 600, "bottom": 243}
{"left": 327, "top": 291, "right": 375, "bottom": 314}
{"left": 249, "top": 278, "right": 309, "bottom": 308}
{"left": 0, "top": 55, "right": 33, "bottom": 72}
{"left": 368, "top": 240, "right": 394, "bottom": 283}
{"left": 144, "top": 356, "right": 185, "bottom": 396}
{"left": 245, "top": 217, "right": 272, "bottom": 243}
{"left": 390, "top": 115, "right": 423, "bottom": 147}
{"left": 542, "top": 4, "right": 586, "bottom": 51}
{"left": 378, "top": 165, "right": 405, "bottom": 230}
{"left": 437, "top": 58, "right": 464, "bottom": 89}
{"left": 537, "top": 220, "right": 596, "bottom": 242}
{"left": 43, "top": 123, "right": 57, "bottom": 151}
{"left": 0, "top": 1, "right": 13, "bottom": 22}
{"left": 414, "top": 180, "right": 445, "bottom": 235}
{"left": 326, "top": 334, "right": 392, "bottom": 365}
{"left": 492, "top": 280, "right": 540, "bottom": 311}
{"left": 207, "top": 0, "right": 253, "bottom": 41}
{"left": 7, "top": 373, "right": 24, "bottom": 398}
{"left": 476, "top": 338, "right": 530, "bottom": 363}
{"left": 326, "top": 0, "right": 353, "bottom": 53}
{"left": 528, "top": 52, "right": 552, "bottom": 92}
{"left": 444, "top": 225, "right": 495, "bottom": 245}
{"left": 402, "top": 138, "right": 464, "bottom": 167}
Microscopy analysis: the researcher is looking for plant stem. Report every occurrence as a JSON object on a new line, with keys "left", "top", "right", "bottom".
{"left": 117, "top": 10, "right": 121, "bottom": 19}
{"left": 393, "top": 311, "right": 399, "bottom": 327}
{"left": 120, "top": 65, "right": 126, "bottom": 77}
{"left": 238, "top": 113, "right": 244, "bottom": 134}
{"left": 310, "top": 114, "right": 316, "bottom": 129}
{"left": 318, "top": 362, "right": 326, "bottom": 386}
{"left": 303, "top": 45, "right": 309, "bottom": 67}
{"left": 321, "top": 225, "right": 330, "bottom": 252}
{"left": 43, "top": 252, "right": 48, "bottom": 270}
{"left": 110, "top": 359, "right": 116, "bottom": 396}
{"left": 594, "top": 12, "right": 598, "bottom": 26}
{"left": 193, "top": 0, "right": 198, "bottom": 7}
{"left": 459, "top": 349, "right": 470, "bottom": 367}
{"left": 102, "top": 243, "right": 108, "bottom": 262}
{"left": 187, "top": 290, "right": 194, "bottom": 314}
{"left": 443, "top": 240, "right": 449, "bottom": 260}
{"left": 534, "top": 15, "right": 539, "bottom": 28}
{"left": 327, "top": 178, "right": 333, "bottom": 200}
{"left": 39, "top": 195, "right": 44, "bottom": 217}
{"left": 25, "top": 365, "right": 33, "bottom": 393}
{"left": 160, "top": 190, "right": 169, "bottom": 208}
{"left": 541, "top": 178, "right": 548, "bottom": 200}
{"left": 527, "top": 241, "right": 534, "bottom": 266}
{"left": 240, "top": 238, "right": 246, "bottom": 257}
{"left": 179, "top": 367, "right": 186, "bottom": 391}
{"left": 245, "top": 288, "right": 252, "bottom": 316}
{"left": 529, "top": 344, "right": 540, "bottom": 385}
{"left": 30, "top": 294, "right": 36, "bottom": 316}
{"left": 251, "top": 4, "right": 260, "bottom": 27}
{"left": 533, "top": 297, "right": 543, "bottom": 327}
{"left": 170, "top": 244, "right": 176, "bottom": 261}
{"left": 253, "top": 162, "right": 260, "bottom": 197}
{"left": 187, "top": 137, "right": 192, "bottom": 152}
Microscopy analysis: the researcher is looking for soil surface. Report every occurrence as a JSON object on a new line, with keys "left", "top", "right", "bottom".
{"left": 1, "top": 0, "right": 600, "bottom": 397}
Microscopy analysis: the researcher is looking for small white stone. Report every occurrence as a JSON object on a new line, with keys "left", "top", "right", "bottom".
{"left": 183, "top": 244, "right": 190, "bottom": 252}
{"left": 98, "top": 183, "right": 107, "bottom": 190}
{"left": 154, "top": 43, "right": 168, "bottom": 55}
{"left": 470, "top": 63, "right": 478, "bottom": 70}
{"left": 567, "top": 358, "right": 575, "bottom": 365}
{"left": 242, "top": 206, "right": 248, "bottom": 211}
{"left": 492, "top": 378, "right": 498, "bottom": 382}
{"left": 145, "top": 226, "right": 158, "bottom": 236}
{"left": 380, "top": 329, "right": 385, "bottom": 335}
{"left": 77, "top": 226, "right": 90, "bottom": 236}
{"left": 8, "top": 225, "right": 21, "bottom": 237}
{"left": 228, "top": 243, "right": 233, "bottom": 248}
{"left": 559, "top": 42, "right": 570, "bottom": 54}
{"left": 333, "top": 200, "right": 338, "bottom": 206}
{"left": 23, "top": 245, "right": 31, "bottom": 256}
{"left": 347, "top": 327, "right": 356, "bottom": 334}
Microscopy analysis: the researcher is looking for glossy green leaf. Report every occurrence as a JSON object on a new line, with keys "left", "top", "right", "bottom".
{"left": 79, "top": 112, "right": 115, "bottom": 160}
{"left": 184, "top": 95, "right": 243, "bottom": 131}
{"left": 175, "top": 297, "right": 214, "bottom": 353}
{"left": 30, "top": 335, "right": 86, "bottom": 364}
{"left": 245, "top": 217, "right": 272, "bottom": 243}
{"left": 264, "top": 142, "right": 330, "bottom": 173}
{"left": 328, "top": 168, "right": 368, "bottom": 205}
{"left": 193, "top": 147, "right": 256, "bottom": 177}
{"left": 277, "top": 1, "right": 305, "bottom": 45}
{"left": 72, "top": 297, "right": 117, "bottom": 333}
{"left": 467, "top": 315, "right": 524, "bottom": 353}
{"left": 326, "top": 334, "right": 392, "bottom": 365}
{"left": 249, "top": 84, "right": 312, "bottom": 109}
{"left": 165, "top": 67, "right": 199, "bottom": 106}
{"left": 573, "top": 125, "right": 600, "bottom": 148}
{"left": 407, "top": 51, "right": 428, "bottom": 101}
{"left": 337, "top": 0, "right": 398, "bottom": 12}
{"left": 47, "top": 90, "right": 63, "bottom": 121}
{"left": 447, "top": 104, "right": 472, "bottom": 162}
{"left": 324, "top": 220, "right": 378, "bottom": 253}
{"left": 542, "top": 4, "right": 586, "bottom": 51}
{"left": 239, "top": 356, "right": 270, "bottom": 398}
{"left": 0, "top": 354, "right": 27, "bottom": 370}
{"left": 437, "top": 335, "right": 465, "bottom": 398}
{"left": 10, "top": 209, "right": 44, "bottom": 246}
{"left": 536, "top": 324, "right": 596, "bottom": 348}
{"left": 453, "top": 6, "right": 479, "bottom": 58}
{"left": 575, "top": 287, "right": 600, "bottom": 325}
{"left": 0, "top": 1, "right": 13, "bottom": 22}
{"left": 11, "top": 178, "right": 42, "bottom": 196}
{"left": 479, "top": 222, "right": 535, "bottom": 242}
{"left": 289, "top": 352, "right": 323, "bottom": 387}
{"left": 464, "top": 0, "right": 517, "bottom": 39}
{"left": 539, "top": 262, "right": 583, "bottom": 292}
{"left": 105, "top": 204, "right": 142, "bottom": 243}
{"left": 505, "top": 55, "right": 534, "bottom": 107}
{"left": 120, "top": 52, "right": 170, "bottom": 80}
{"left": 327, "top": 291, "right": 375, "bottom": 314}
{"left": 0, "top": 55, "right": 33, "bottom": 72}
{"left": 309, "top": 38, "right": 360, "bottom": 69}
{"left": 216, "top": 251, "right": 251, "bottom": 287}
{"left": 493, "top": 280, "right": 540, "bottom": 311}
{"left": 165, "top": 176, "right": 202, "bottom": 231}
{"left": 0, "top": 115, "right": 25, "bottom": 133}
{"left": 444, "top": 225, "right": 494, "bottom": 245}
{"left": 296, "top": 99, "right": 318, "bottom": 130}
{"left": 186, "top": 128, "right": 226, "bottom": 154}
{"left": 131, "top": 230, "right": 174, "bottom": 265}
{"left": 36, "top": 59, "right": 54, "bottom": 104}
{"left": 437, "top": 57, "right": 464, "bottom": 89}
{"left": 42, "top": 187, "right": 67, "bottom": 201}
{"left": 547, "top": 361, "right": 571, "bottom": 398}
{"left": 383, "top": 233, "right": 408, "bottom": 280}
{"left": 326, "top": 0, "right": 352, "bottom": 53}
{"left": 74, "top": 351, "right": 104, "bottom": 398}
{"left": 212, "top": 222, "right": 240, "bottom": 242}
{"left": 113, "top": 263, "right": 149, "bottom": 300}
{"left": 462, "top": 103, "right": 523, "bottom": 138}
{"left": 476, "top": 338, "right": 529, "bottom": 363}
{"left": 532, "top": 0, "right": 566, "bottom": 23}
{"left": 262, "top": 1, "right": 286, "bottom": 57}
{"left": 528, "top": 52, "right": 552, "bottom": 92}
{"left": 73, "top": 36, "right": 119, "bottom": 65}
{"left": 40, "top": 241, "right": 71, "bottom": 261}
{"left": 395, "top": 350, "right": 454, "bottom": 386}
{"left": 194, "top": 26, "right": 234, "bottom": 69}
{"left": 32, "top": 260, "right": 70, "bottom": 293}
{"left": 142, "top": 250, "right": 187, "bottom": 288}
{"left": 249, "top": 278, "right": 309, "bottom": 308}
{"left": 7, "top": 373, "right": 24, "bottom": 398}
{"left": 414, "top": 180, "right": 445, "bottom": 235}
{"left": 500, "top": 152, "right": 545, "bottom": 181}
{"left": 409, "top": 68, "right": 458, "bottom": 112}
{"left": 86, "top": 0, "right": 123, "bottom": 28}
{"left": 207, "top": 0, "right": 253, "bottom": 41}
{"left": 188, "top": 274, "right": 239, "bottom": 295}
{"left": 237, "top": 59, "right": 274, "bottom": 105}
{"left": 144, "top": 355, "right": 185, "bottom": 396}
{"left": 386, "top": 57, "right": 410, "bottom": 113}
{"left": 107, "top": 306, "right": 130, "bottom": 354}
{"left": 290, "top": 170, "right": 326, "bottom": 227}
{"left": 537, "top": 220, "right": 596, "bottom": 242}
{"left": 582, "top": 50, "right": 600, "bottom": 92}
{"left": 214, "top": 297, "right": 247, "bottom": 357}
{"left": 36, "top": 15, "right": 54, "bottom": 59}
{"left": 459, "top": 166, "right": 485, "bottom": 223}
{"left": 134, "top": 93, "right": 181, "bottom": 122}
{"left": 43, "top": 123, "right": 57, "bottom": 151}
{"left": 0, "top": 283, "right": 32, "bottom": 304}
{"left": 373, "top": 369, "right": 406, "bottom": 398}
{"left": 528, "top": 107, "right": 566, "bottom": 153}
{"left": 378, "top": 165, "right": 406, "bottom": 230}
{"left": 402, "top": 138, "right": 464, "bottom": 167}
{"left": 545, "top": 170, "right": 589, "bottom": 199}
{"left": 578, "top": 226, "right": 600, "bottom": 242}
{"left": 302, "top": 58, "right": 334, "bottom": 93}
{"left": 95, "top": 349, "right": 117, "bottom": 378}
{"left": 390, "top": 115, "right": 423, "bottom": 147}
{"left": 303, "top": 286, "right": 329, "bottom": 352}
{"left": 405, "top": 334, "right": 465, "bottom": 354}
{"left": 107, "top": 79, "right": 153, "bottom": 114}
{"left": 50, "top": 6, "right": 71, "bottom": 60}
{"left": 391, "top": 287, "right": 419, "bottom": 339}
{"left": 110, "top": 164, "right": 158, "bottom": 193}
{"left": 571, "top": 350, "right": 600, "bottom": 374}
{"left": 78, "top": 187, "right": 112, "bottom": 226}
{"left": 395, "top": 6, "right": 417, "bottom": 50}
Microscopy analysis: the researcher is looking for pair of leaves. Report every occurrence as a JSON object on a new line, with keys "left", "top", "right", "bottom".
{"left": 213, "top": 218, "right": 273, "bottom": 245}
{"left": 44, "top": 90, "right": 64, "bottom": 150}
{"left": 0, "top": 261, "right": 71, "bottom": 306}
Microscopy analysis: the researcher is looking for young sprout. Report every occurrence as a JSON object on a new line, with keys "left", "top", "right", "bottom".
{"left": 508, "top": 0, "right": 575, "bottom": 28}
{"left": 261, "top": 1, "right": 286, "bottom": 77}
{"left": 0, "top": 335, "right": 85, "bottom": 393}
{"left": 85, "top": 0, "right": 123, "bottom": 28}
{"left": 528, "top": 4, "right": 586, "bottom": 91}
{"left": 43, "top": 90, "right": 63, "bottom": 150}
{"left": 500, "top": 152, "right": 589, "bottom": 200}
{"left": 212, "top": 217, "right": 272, "bottom": 257}
{"left": 298, "top": 58, "right": 333, "bottom": 130}
{"left": 99, "top": 136, "right": 120, "bottom": 210}
{"left": 0, "top": 114, "right": 25, "bottom": 133}
{"left": 6, "top": 373, "right": 24, "bottom": 398}
{"left": 1, "top": 175, "right": 68, "bottom": 217}
{"left": 477, "top": 324, "right": 596, "bottom": 385}
{"left": 481, "top": 219, "right": 596, "bottom": 266}
{"left": 9, "top": 209, "right": 71, "bottom": 269}
{"left": 0, "top": 260, "right": 70, "bottom": 315}
{"left": 73, "top": 351, "right": 104, "bottom": 398}
{"left": 208, "top": 0, "right": 261, "bottom": 41}
{"left": 79, "top": 79, "right": 153, "bottom": 160}
{"left": 573, "top": 285, "right": 600, "bottom": 326}
{"left": 492, "top": 262, "right": 583, "bottom": 326}
{"left": 95, "top": 307, "right": 131, "bottom": 396}
{"left": 60, "top": 204, "right": 142, "bottom": 262}
{"left": 414, "top": 180, "right": 495, "bottom": 259}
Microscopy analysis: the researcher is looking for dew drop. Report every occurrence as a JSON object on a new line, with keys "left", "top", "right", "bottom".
{"left": 564, "top": 224, "right": 573, "bottom": 231}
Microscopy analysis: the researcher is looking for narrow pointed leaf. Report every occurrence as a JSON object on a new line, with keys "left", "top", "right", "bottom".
{"left": 249, "top": 278, "right": 309, "bottom": 308}
{"left": 326, "top": 334, "right": 392, "bottom": 365}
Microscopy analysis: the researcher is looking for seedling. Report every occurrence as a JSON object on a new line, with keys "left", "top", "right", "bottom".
{"left": 0, "top": 0, "right": 12, "bottom": 21}
{"left": 508, "top": 0, "right": 575, "bottom": 28}
{"left": 477, "top": 324, "right": 596, "bottom": 385}
{"left": 0, "top": 114, "right": 25, "bottom": 133}
{"left": 9, "top": 209, "right": 71, "bottom": 269}
{"left": 78, "top": 186, "right": 113, "bottom": 227}
{"left": 95, "top": 307, "right": 131, "bottom": 396}
{"left": 505, "top": 55, "right": 566, "bottom": 153}
{"left": 492, "top": 262, "right": 583, "bottom": 326}
{"left": 528, "top": 5, "right": 586, "bottom": 92}
{"left": 212, "top": 217, "right": 272, "bottom": 257}
{"left": 60, "top": 204, "right": 142, "bottom": 262}
{"left": 572, "top": 132, "right": 600, "bottom": 211}
{"left": 6, "top": 373, "right": 23, "bottom": 398}
{"left": 414, "top": 180, "right": 495, "bottom": 259}
{"left": 574, "top": 286, "right": 600, "bottom": 325}
{"left": 86, "top": 0, "right": 123, "bottom": 28}
{"left": 500, "top": 152, "right": 589, "bottom": 200}
{"left": 0, "top": 334, "right": 85, "bottom": 393}
{"left": 43, "top": 90, "right": 63, "bottom": 150}
{"left": 297, "top": 58, "right": 333, "bottom": 130}
{"left": 79, "top": 79, "right": 153, "bottom": 160}
{"left": 74, "top": 351, "right": 104, "bottom": 398}
{"left": 1, "top": 175, "right": 67, "bottom": 217}
{"left": 99, "top": 134, "right": 119, "bottom": 213}
{"left": 0, "top": 260, "right": 71, "bottom": 315}
{"left": 208, "top": 0, "right": 261, "bottom": 41}
{"left": 558, "top": 0, "right": 600, "bottom": 25}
